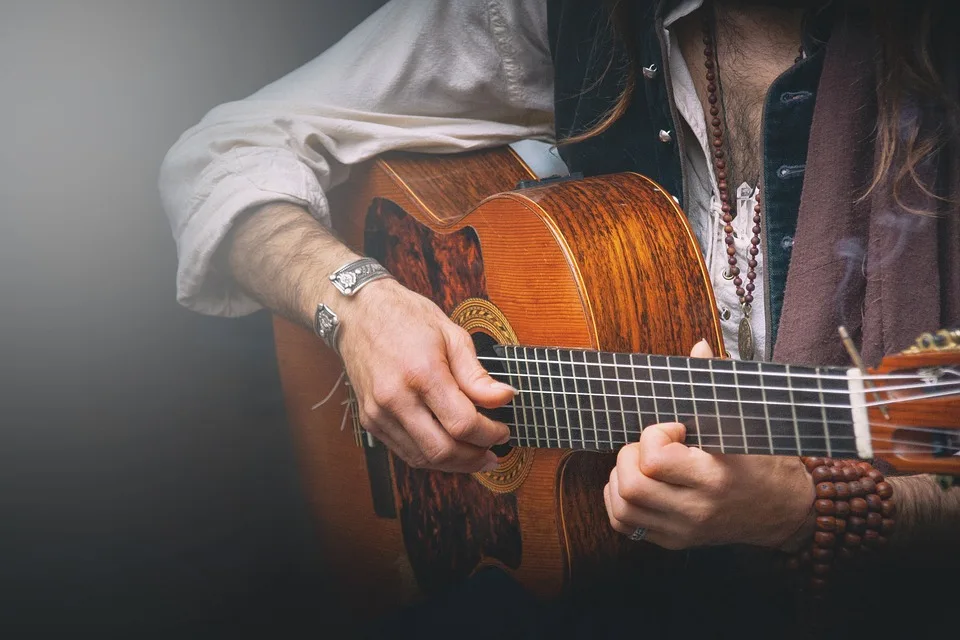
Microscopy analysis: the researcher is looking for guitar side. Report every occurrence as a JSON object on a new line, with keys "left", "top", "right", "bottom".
{"left": 273, "top": 148, "right": 724, "bottom": 624}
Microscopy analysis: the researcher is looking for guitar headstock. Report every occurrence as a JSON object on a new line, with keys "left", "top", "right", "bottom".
{"left": 868, "top": 329, "right": 960, "bottom": 476}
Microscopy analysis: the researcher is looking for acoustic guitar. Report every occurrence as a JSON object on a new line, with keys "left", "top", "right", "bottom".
{"left": 272, "top": 147, "right": 959, "bottom": 623}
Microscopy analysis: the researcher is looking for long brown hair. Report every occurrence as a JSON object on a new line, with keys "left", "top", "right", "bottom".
{"left": 568, "top": 0, "right": 959, "bottom": 213}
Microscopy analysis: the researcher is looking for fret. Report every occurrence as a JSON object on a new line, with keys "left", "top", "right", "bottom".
{"left": 788, "top": 365, "right": 830, "bottom": 457}
{"left": 646, "top": 354, "right": 663, "bottom": 424}
{"left": 728, "top": 360, "right": 767, "bottom": 455}
{"left": 595, "top": 351, "right": 615, "bottom": 450}
{"left": 575, "top": 350, "right": 600, "bottom": 452}
{"left": 627, "top": 353, "right": 648, "bottom": 433}
{"left": 668, "top": 355, "right": 700, "bottom": 447}
{"left": 537, "top": 347, "right": 554, "bottom": 448}
{"left": 504, "top": 345, "right": 523, "bottom": 445}
{"left": 525, "top": 347, "right": 542, "bottom": 448}
{"left": 757, "top": 362, "right": 798, "bottom": 455}
{"left": 614, "top": 352, "right": 635, "bottom": 445}
{"left": 816, "top": 370, "right": 832, "bottom": 458}
{"left": 543, "top": 348, "right": 561, "bottom": 448}
{"left": 598, "top": 352, "right": 624, "bottom": 448}
{"left": 561, "top": 350, "right": 585, "bottom": 449}
{"left": 785, "top": 365, "right": 802, "bottom": 456}
{"left": 555, "top": 349, "right": 575, "bottom": 449}
{"left": 664, "top": 357, "right": 681, "bottom": 425}
{"left": 700, "top": 359, "right": 723, "bottom": 453}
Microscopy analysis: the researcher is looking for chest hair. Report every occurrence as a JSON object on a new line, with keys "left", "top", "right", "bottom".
{"left": 676, "top": 4, "right": 804, "bottom": 190}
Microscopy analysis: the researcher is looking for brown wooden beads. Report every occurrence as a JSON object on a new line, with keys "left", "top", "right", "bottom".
{"left": 785, "top": 457, "right": 895, "bottom": 595}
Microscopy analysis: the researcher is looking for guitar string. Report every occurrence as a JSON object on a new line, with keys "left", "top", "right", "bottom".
{"left": 485, "top": 369, "right": 960, "bottom": 410}
{"left": 338, "top": 388, "right": 960, "bottom": 448}
{"left": 499, "top": 417, "right": 956, "bottom": 445}
{"left": 479, "top": 355, "right": 958, "bottom": 398}
{"left": 478, "top": 352, "right": 944, "bottom": 382}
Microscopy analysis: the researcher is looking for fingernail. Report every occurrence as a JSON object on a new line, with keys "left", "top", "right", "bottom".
{"left": 491, "top": 381, "right": 519, "bottom": 395}
{"left": 482, "top": 456, "right": 499, "bottom": 472}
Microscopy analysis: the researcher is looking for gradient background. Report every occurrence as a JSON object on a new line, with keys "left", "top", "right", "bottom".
{"left": 2, "top": 1, "right": 386, "bottom": 636}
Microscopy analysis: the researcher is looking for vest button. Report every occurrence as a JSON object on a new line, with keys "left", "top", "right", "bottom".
{"left": 781, "top": 235, "right": 795, "bottom": 250}
{"left": 658, "top": 129, "right": 673, "bottom": 143}
{"left": 642, "top": 64, "right": 659, "bottom": 79}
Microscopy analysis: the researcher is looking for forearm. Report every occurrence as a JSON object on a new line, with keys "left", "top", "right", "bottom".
{"left": 887, "top": 474, "right": 960, "bottom": 564}
{"left": 222, "top": 203, "right": 360, "bottom": 329}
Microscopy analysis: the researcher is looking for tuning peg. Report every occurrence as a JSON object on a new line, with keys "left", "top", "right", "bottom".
{"left": 904, "top": 329, "right": 960, "bottom": 353}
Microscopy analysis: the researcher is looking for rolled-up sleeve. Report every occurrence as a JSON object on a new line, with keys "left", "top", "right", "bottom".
{"left": 159, "top": 0, "right": 554, "bottom": 316}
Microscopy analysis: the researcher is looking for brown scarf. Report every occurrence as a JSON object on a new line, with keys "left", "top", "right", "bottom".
{"left": 773, "top": 13, "right": 960, "bottom": 368}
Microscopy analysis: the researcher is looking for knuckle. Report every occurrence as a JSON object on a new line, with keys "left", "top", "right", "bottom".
{"left": 444, "top": 412, "right": 478, "bottom": 440}
{"left": 610, "top": 497, "right": 631, "bottom": 523}
{"left": 638, "top": 451, "right": 666, "bottom": 479}
{"left": 422, "top": 441, "right": 454, "bottom": 466}
{"left": 370, "top": 381, "right": 404, "bottom": 410}
{"left": 404, "top": 358, "right": 441, "bottom": 386}
{"left": 617, "top": 471, "right": 644, "bottom": 504}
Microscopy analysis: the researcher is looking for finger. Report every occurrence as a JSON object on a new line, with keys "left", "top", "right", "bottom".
{"left": 420, "top": 369, "right": 510, "bottom": 448}
{"left": 366, "top": 414, "right": 430, "bottom": 467}
{"left": 611, "top": 448, "right": 689, "bottom": 512}
{"left": 604, "top": 480, "right": 671, "bottom": 535}
{"left": 634, "top": 423, "right": 717, "bottom": 487}
{"left": 444, "top": 326, "right": 517, "bottom": 409}
{"left": 399, "top": 403, "right": 499, "bottom": 472}
{"left": 689, "top": 338, "right": 715, "bottom": 359}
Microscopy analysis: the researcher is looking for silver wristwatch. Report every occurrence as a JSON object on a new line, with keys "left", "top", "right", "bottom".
{"left": 329, "top": 257, "right": 393, "bottom": 296}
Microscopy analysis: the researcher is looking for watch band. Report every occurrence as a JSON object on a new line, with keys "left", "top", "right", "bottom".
{"left": 329, "top": 257, "right": 393, "bottom": 296}
{"left": 313, "top": 303, "right": 341, "bottom": 355}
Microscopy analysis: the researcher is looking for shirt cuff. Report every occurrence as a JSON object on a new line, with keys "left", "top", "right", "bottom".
{"left": 173, "top": 147, "right": 330, "bottom": 317}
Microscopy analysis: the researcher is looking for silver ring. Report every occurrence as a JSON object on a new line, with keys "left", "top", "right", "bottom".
{"left": 629, "top": 527, "right": 647, "bottom": 542}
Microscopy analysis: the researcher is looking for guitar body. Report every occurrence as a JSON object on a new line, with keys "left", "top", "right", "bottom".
{"left": 273, "top": 147, "right": 726, "bottom": 623}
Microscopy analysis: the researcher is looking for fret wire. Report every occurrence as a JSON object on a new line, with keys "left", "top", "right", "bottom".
{"left": 505, "top": 346, "right": 523, "bottom": 447}
{"left": 628, "top": 353, "right": 644, "bottom": 437}
{"left": 526, "top": 348, "right": 540, "bottom": 448}
{"left": 759, "top": 362, "right": 775, "bottom": 454}
{"left": 538, "top": 347, "right": 552, "bottom": 448}
{"left": 786, "top": 364, "right": 803, "bottom": 456}
{"left": 647, "top": 354, "right": 662, "bottom": 424}
{"left": 479, "top": 354, "right": 933, "bottom": 382}
{"left": 489, "top": 369, "right": 869, "bottom": 410}
{"left": 706, "top": 359, "right": 719, "bottom": 451}
{"left": 615, "top": 353, "right": 629, "bottom": 448}
{"left": 544, "top": 348, "right": 561, "bottom": 448}
{"left": 584, "top": 351, "right": 599, "bottom": 452}
{"left": 570, "top": 351, "right": 585, "bottom": 450}
{"left": 597, "top": 351, "right": 614, "bottom": 451}
{"left": 817, "top": 368, "right": 833, "bottom": 458}
{"left": 665, "top": 358, "right": 681, "bottom": 431}
{"left": 557, "top": 350, "right": 570, "bottom": 448}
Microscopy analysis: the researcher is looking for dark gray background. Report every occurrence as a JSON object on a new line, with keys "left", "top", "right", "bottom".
{"left": 1, "top": 1, "right": 386, "bottom": 636}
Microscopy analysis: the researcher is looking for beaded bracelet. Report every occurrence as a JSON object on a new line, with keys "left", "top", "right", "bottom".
{"left": 785, "top": 457, "right": 896, "bottom": 596}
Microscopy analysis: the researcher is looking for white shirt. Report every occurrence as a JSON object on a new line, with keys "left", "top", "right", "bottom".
{"left": 159, "top": 0, "right": 766, "bottom": 359}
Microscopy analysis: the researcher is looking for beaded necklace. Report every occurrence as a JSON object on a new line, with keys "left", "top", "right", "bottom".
{"left": 700, "top": 4, "right": 803, "bottom": 360}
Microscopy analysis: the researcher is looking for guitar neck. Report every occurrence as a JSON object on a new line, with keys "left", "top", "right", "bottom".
{"left": 487, "top": 345, "right": 865, "bottom": 458}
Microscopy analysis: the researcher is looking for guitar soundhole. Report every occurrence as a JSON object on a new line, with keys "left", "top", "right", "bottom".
{"left": 472, "top": 330, "right": 513, "bottom": 457}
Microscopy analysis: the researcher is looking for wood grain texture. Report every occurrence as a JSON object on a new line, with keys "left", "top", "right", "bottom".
{"left": 273, "top": 146, "right": 725, "bottom": 624}
{"left": 868, "top": 350, "right": 960, "bottom": 474}
{"left": 273, "top": 148, "right": 533, "bottom": 625}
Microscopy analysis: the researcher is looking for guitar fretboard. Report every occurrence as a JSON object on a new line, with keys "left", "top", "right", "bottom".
{"left": 487, "top": 345, "right": 857, "bottom": 457}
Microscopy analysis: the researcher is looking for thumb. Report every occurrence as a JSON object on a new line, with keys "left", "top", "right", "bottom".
{"left": 690, "top": 338, "right": 715, "bottom": 359}
{"left": 445, "top": 328, "right": 517, "bottom": 409}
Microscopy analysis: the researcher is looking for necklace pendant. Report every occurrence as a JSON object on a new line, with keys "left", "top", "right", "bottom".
{"left": 738, "top": 314, "right": 755, "bottom": 361}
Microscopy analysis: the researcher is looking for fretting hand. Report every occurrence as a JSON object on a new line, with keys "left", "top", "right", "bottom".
{"left": 602, "top": 340, "right": 815, "bottom": 550}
